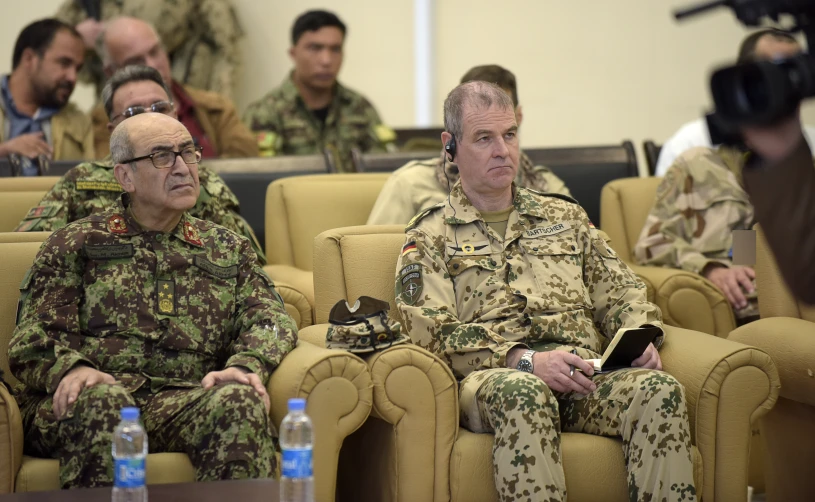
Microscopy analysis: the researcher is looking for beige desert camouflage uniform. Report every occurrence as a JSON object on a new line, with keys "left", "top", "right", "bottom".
{"left": 633, "top": 146, "right": 758, "bottom": 319}
{"left": 367, "top": 151, "right": 572, "bottom": 225}
{"left": 395, "top": 182, "right": 696, "bottom": 502}
{"left": 55, "top": 0, "right": 243, "bottom": 98}
{"left": 242, "top": 74, "right": 395, "bottom": 173}
{"left": 14, "top": 158, "right": 266, "bottom": 265}
{"left": 11, "top": 194, "right": 297, "bottom": 488}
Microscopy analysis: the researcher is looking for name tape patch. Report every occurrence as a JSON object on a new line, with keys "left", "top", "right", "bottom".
{"left": 193, "top": 256, "right": 239, "bottom": 279}
{"left": 525, "top": 222, "right": 571, "bottom": 238}
{"left": 84, "top": 244, "right": 135, "bottom": 260}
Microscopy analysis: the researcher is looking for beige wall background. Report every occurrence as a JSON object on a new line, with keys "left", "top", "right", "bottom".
{"left": 2, "top": 0, "right": 814, "bottom": 170}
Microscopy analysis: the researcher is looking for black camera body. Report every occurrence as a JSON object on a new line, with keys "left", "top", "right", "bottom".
{"left": 676, "top": 0, "right": 815, "bottom": 144}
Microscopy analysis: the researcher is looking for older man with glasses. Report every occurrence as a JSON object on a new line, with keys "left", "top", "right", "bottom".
{"left": 10, "top": 111, "right": 296, "bottom": 489}
{"left": 14, "top": 65, "right": 267, "bottom": 265}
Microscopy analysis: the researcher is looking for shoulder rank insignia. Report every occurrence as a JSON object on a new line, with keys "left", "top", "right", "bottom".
{"left": 405, "top": 203, "right": 444, "bottom": 231}
{"left": 107, "top": 214, "right": 128, "bottom": 234}
{"left": 183, "top": 221, "right": 203, "bottom": 246}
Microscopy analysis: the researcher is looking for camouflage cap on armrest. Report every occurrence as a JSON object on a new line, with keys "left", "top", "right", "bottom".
{"left": 326, "top": 296, "right": 409, "bottom": 354}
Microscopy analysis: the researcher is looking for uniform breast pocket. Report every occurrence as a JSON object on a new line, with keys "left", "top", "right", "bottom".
{"left": 82, "top": 258, "right": 143, "bottom": 335}
{"left": 520, "top": 236, "right": 591, "bottom": 309}
{"left": 340, "top": 117, "right": 374, "bottom": 146}
{"left": 448, "top": 255, "right": 504, "bottom": 320}
{"left": 178, "top": 257, "right": 240, "bottom": 346}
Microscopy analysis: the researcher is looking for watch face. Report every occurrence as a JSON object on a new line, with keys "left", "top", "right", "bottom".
{"left": 517, "top": 359, "right": 533, "bottom": 373}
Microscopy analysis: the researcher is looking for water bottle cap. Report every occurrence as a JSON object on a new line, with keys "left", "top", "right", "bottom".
{"left": 120, "top": 407, "right": 140, "bottom": 420}
{"left": 288, "top": 398, "right": 306, "bottom": 412}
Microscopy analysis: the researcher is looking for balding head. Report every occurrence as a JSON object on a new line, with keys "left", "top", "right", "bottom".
{"left": 102, "top": 16, "right": 172, "bottom": 85}
{"left": 112, "top": 113, "right": 200, "bottom": 223}
{"left": 444, "top": 81, "right": 515, "bottom": 142}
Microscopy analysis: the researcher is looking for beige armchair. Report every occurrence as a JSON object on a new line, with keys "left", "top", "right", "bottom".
{"left": 263, "top": 173, "right": 391, "bottom": 319}
{"left": 600, "top": 177, "right": 736, "bottom": 337}
{"left": 0, "top": 235, "right": 372, "bottom": 500}
{"left": 300, "top": 225, "right": 780, "bottom": 502}
{"left": 729, "top": 226, "right": 815, "bottom": 501}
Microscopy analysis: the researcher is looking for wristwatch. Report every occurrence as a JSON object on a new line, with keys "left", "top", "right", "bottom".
{"left": 516, "top": 350, "right": 536, "bottom": 373}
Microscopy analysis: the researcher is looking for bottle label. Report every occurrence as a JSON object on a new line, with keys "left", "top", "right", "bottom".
{"left": 281, "top": 447, "right": 312, "bottom": 478}
{"left": 114, "top": 457, "right": 146, "bottom": 488}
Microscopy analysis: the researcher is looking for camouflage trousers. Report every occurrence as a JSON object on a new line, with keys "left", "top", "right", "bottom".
{"left": 19, "top": 382, "right": 276, "bottom": 488}
{"left": 459, "top": 368, "right": 697, "bottom": 502}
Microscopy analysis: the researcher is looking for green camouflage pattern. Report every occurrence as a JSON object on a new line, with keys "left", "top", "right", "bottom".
{"left": 55, "top": 0, "right": 243, "bottom": 98}
{"left": 396, "top": 182, "right": 695, "bottom": 501}
{"left": 14, "top": 158, "right": 267, "bottom": 265}
{"left": 460, "top": 367, "right": 696, "bottom": 502}
{"left": 633, "top": 146, "right": 758, "bottom": 319}
{"left": 242, "top": 74, "right": 395, "bottom": 173}
{"left": 367, "top": 151, "right": 572, "bottom": 225}
{"left": 10, "top": 195, "right": 294, "bottom": 487}
{"left": 20, "top": 382, "right": 275, "bottom": 488}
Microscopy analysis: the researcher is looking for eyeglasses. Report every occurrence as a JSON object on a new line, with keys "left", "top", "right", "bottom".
{"left": 122, "top": 145, "right": 203, "bottom": 169}
{"left": 111, "top": 100, "right": 175, "bottom": 122}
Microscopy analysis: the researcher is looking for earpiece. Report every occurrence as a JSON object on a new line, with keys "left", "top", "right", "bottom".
{"left": 444, "top": 135, "right": 457, "bottom": 161}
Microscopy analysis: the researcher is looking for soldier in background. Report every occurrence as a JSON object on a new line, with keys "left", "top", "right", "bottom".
{"left": 395, "top": 81, "right": 696, "bottom": 501}
{"left": 55, "top": 0, "right": 243, "bottom": 99}
{"left": 91, "top": 16, "right": 256, "bottom": 159}
{"left": 14, "top": 65, "right": 267, "bottom": 265}
{"left": 368, "top": 65, "right": 571, "bottom": 225}
{"left": 10, "top": 112, "right": 296, "bottom": 488}
{"left": 243, "top": 10, "right": 395, "bottom": 172}
{"left": 633, "top": 146, "right": 759, "bottom": 323}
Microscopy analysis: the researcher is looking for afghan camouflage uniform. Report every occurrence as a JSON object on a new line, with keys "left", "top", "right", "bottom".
{"left": 10, "top": 195, "right": 297, "bottom": 488}
{"left": 55, "top": 0, "right": 243, "bottom": 98}
{"left": 242, "top": 74, "right": 395, "bottom": 173}
{"left": 633, "top": 146, "right": 758, "bottom": 320}
{"left": 14, "top": 158, "right": 266, "bottom": 265}
{"left": 395, "top": 182, "right": 696, "bottom": 502}
{"left": 368, "top": 151, "right": 572, "bottom": 225}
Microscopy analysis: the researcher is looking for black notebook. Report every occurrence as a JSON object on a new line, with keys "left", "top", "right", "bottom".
{"left": 584, "top": 326, "right": 662, "bottom": 373}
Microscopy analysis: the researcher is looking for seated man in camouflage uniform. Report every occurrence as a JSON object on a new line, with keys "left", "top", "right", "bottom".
{"left": 243, "top": 10, "right": 395, "bottom": 172}
{"left": 395, "top": 81, "right": 696, "bottom": 502}
{"left": 10, "top": 112, "right": 297, "bottom": 489}
{"left": 15, "top": 65, "right": 267, "bottom": 265}
{"left": 368, "top": 65, "right": 571, "bottom": 225}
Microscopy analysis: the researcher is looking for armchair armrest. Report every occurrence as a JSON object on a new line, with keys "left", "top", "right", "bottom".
{"left": 268, "top": 341, "right": 372, "bottom": 502}
{"left": 0, "top": 383, "right": 22, "bottom": 493}
{"left": 730, "top": 317, "right": 815, "bottom": 406}
{"left": 660, "top": 326, "right": 780, "bottom": 502}
{"left": 273, "top": 280, "right": 313, "bottom": 329}
{"left": 630, "top": 264, "right": 736, "bottom": 337}
{"left": 297, "top": 324, "right": 329, "bottom": 348}
{"left": 263, "top": 265, "right": 315, "bottom": 318}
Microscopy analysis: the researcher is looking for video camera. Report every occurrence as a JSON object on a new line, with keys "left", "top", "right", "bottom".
{"left": 675, "top": 0, "right": 815, "bottom": 144}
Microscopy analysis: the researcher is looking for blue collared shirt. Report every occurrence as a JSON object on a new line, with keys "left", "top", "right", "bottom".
{"left": 1, "top": 75, "right": 60, "bottom": 175}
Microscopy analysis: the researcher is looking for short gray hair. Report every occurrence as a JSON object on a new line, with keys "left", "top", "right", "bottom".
{"left": 443, "top": 81, "right": 514, "bottom": 140}
{"left": 101, "top": 65, "right": 172, "bottom": 119}
{"left": 110, "top": 123, "right": 135, "bottom": 165}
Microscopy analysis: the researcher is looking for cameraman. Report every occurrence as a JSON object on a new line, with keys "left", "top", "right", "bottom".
{"left": 741, "top": 118, "right": 815, "bottom": 303}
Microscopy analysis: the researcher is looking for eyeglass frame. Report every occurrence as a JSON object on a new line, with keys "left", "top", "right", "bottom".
{"left": 110, "top": 100, "right": 175, "bottom": 123}
{"left": 121, "top": 145, "right": 203, "bottom": 169}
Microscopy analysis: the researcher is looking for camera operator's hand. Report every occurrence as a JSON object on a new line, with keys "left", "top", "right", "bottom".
{"left": 742, "top": 114, "right": 804, "bottom": 162}
{"left": 704, "top": 264, "right": 755, "bottom": 309}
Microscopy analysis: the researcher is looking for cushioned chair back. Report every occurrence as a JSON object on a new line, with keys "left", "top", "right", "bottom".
{"left": 265, "top": 174, "right": 391, "bottom": 271}
{"left": 599, "top": 177, "right": 663, "bottom": 262}
{"left": 0, "top": 192, "right": 49, "bottom": 232}
{"left": 312, "top": 225, "right": 405, "bottom": 324}
{"left": 206, "top": 155, "right": 329, "bottom": 248}
{"left": 754, "top": 225, "right": 815, "bottom": 322}
{"left": 351, "top": 150, "right": 439, "bottom": 173}
{"left": 0, "top": 177, "right": 59, "bottom": 192}
{"left": 525, "top": 141, "right": 640, "bottom": 226}
{"left": 0, "top": 238, "right": 49, "bottom": 387}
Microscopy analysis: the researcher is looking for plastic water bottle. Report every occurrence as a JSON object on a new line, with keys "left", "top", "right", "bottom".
{"left": 280, "top": 398, "right": 314, "bottom": 502}
{"left": 112, "top": 407, "right": 147, "bottom": 502}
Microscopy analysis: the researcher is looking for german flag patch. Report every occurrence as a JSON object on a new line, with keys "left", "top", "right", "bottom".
{"left": 401, "top": 241, "right": 417, "bottom": 257}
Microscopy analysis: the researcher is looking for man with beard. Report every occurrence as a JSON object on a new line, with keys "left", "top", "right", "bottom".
{"left": 0, "top": 19, "right": 93, "bottom": 174}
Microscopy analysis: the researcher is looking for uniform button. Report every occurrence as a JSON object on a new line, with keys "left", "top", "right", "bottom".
{"left": 533, "top": 247, "right": 539, "bottom": 251}
{"left": 571, "top": 245, "right": 576, "bottom": 251}
{"left": 453, "top": 263, "right": 460, "bottom": 270}
{"left": 489, "top": 259, "right": 497, "bottom": 266}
